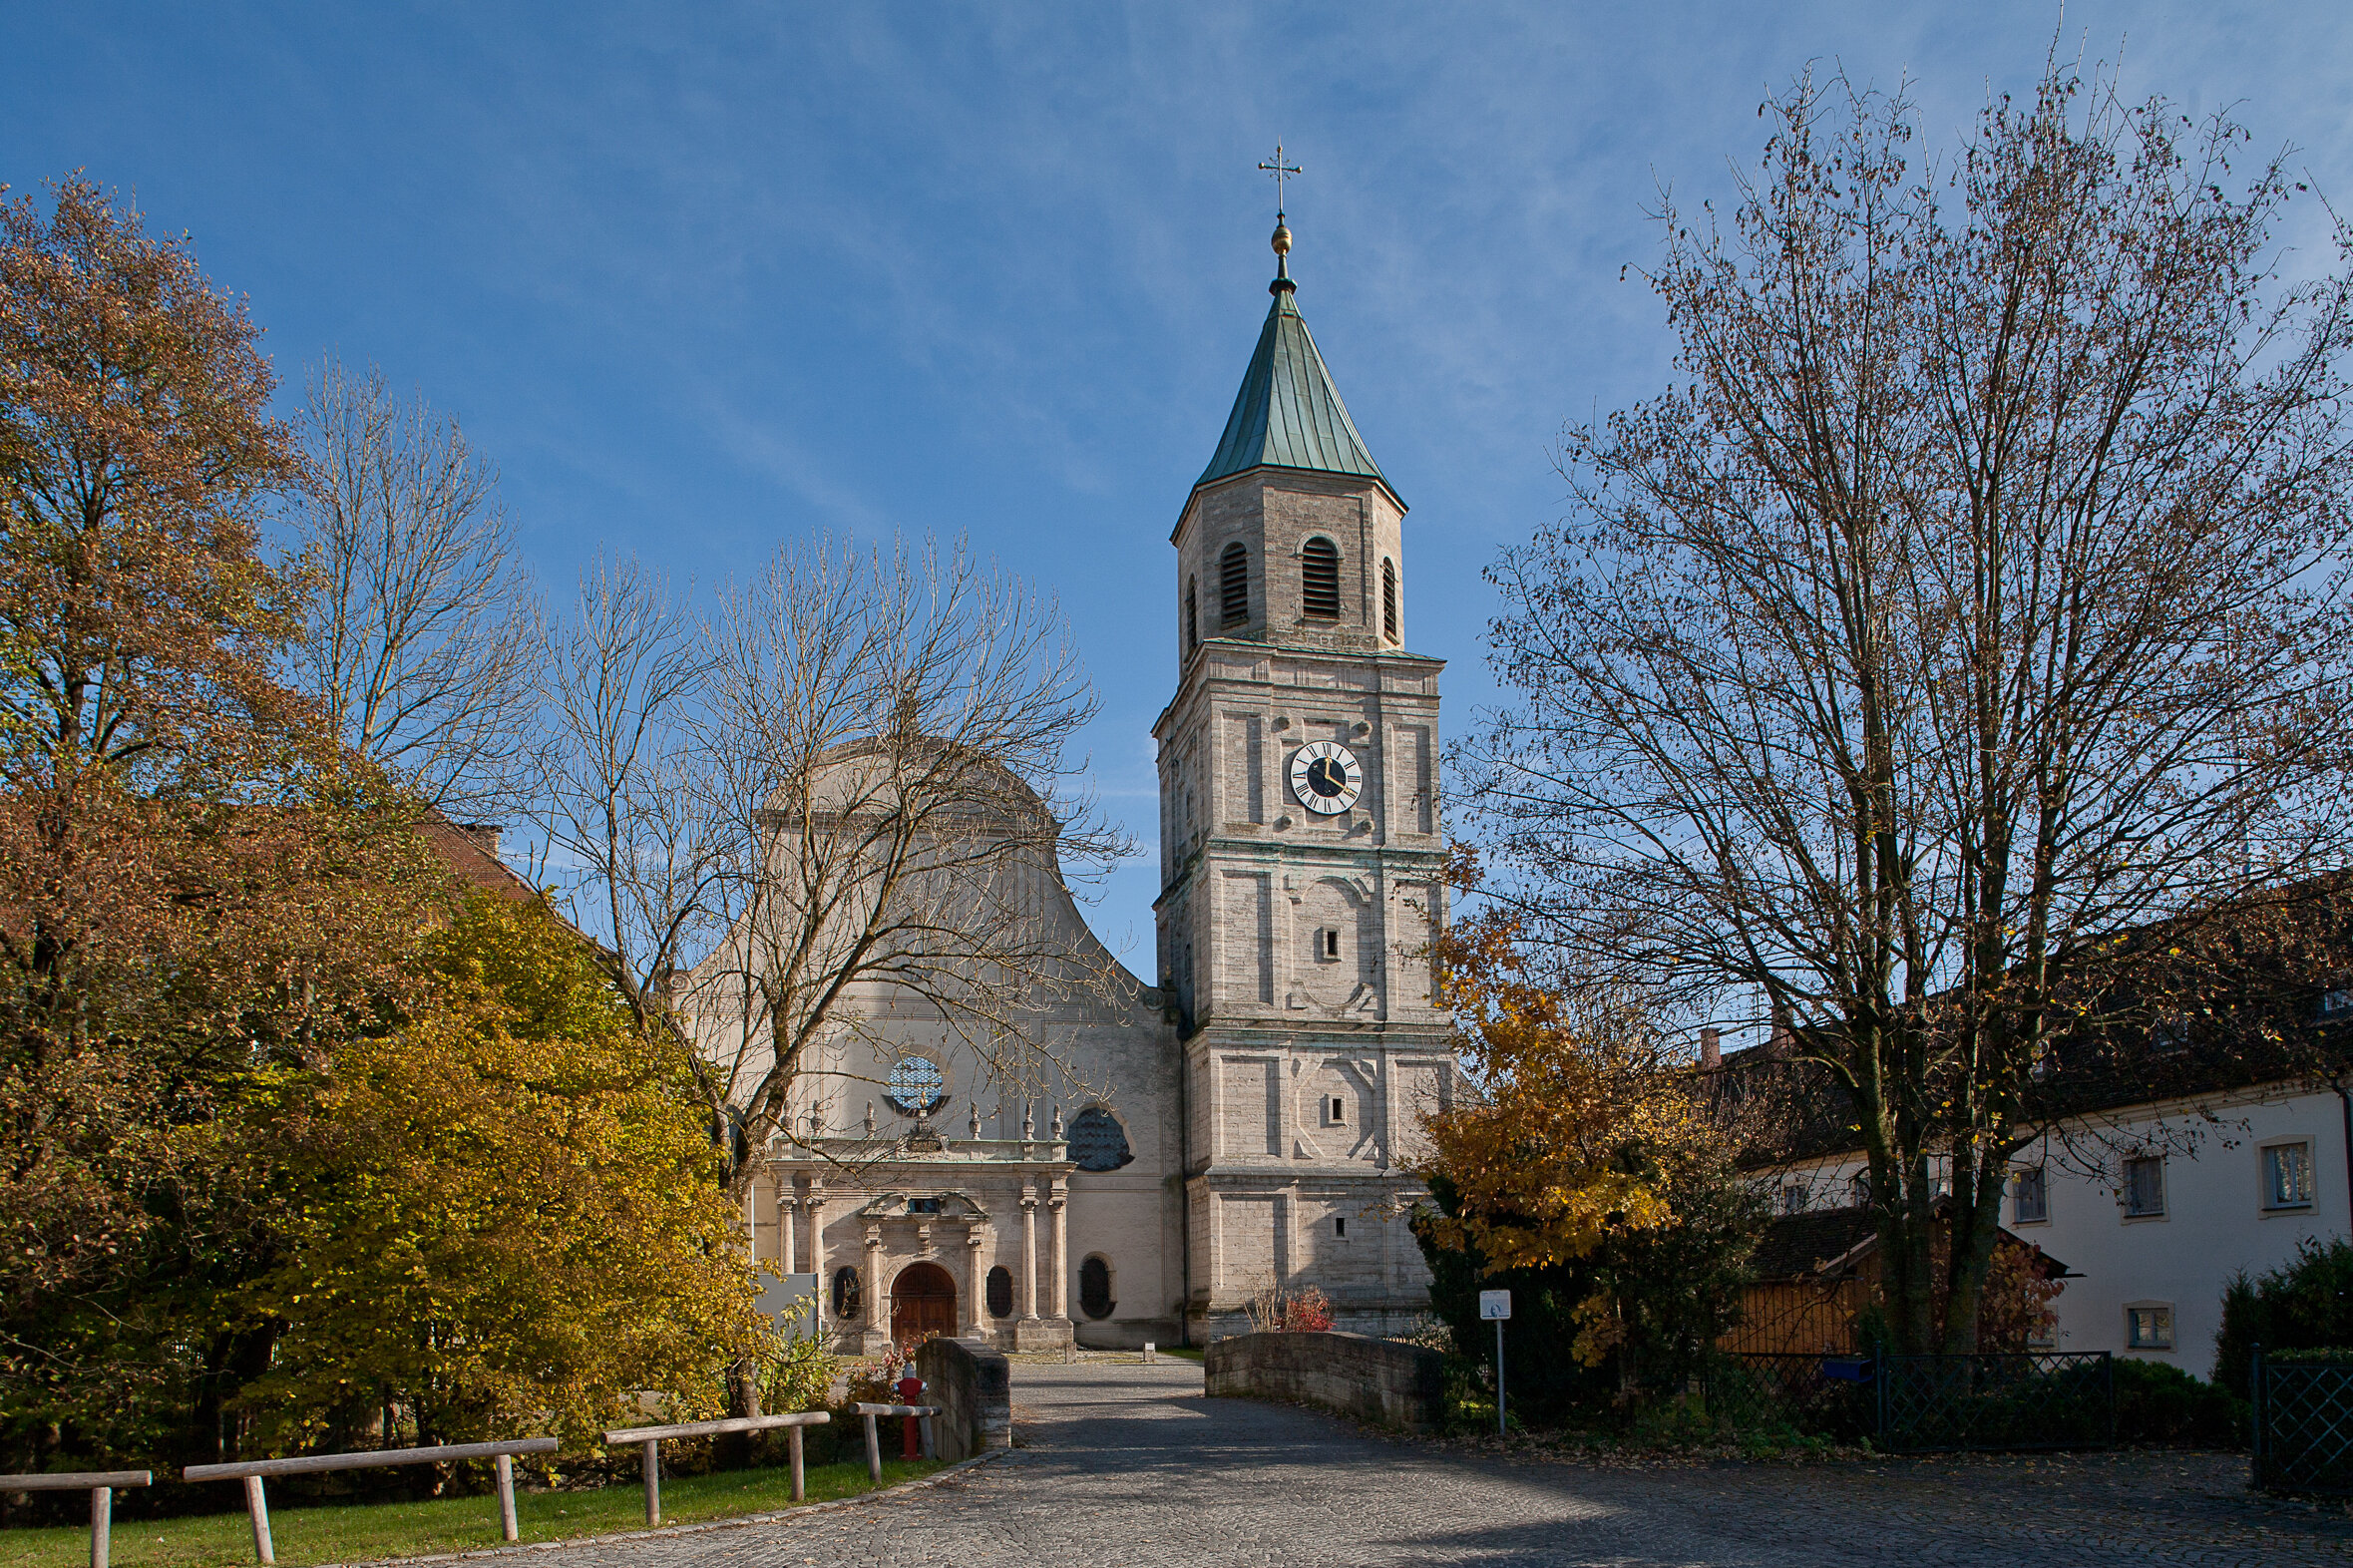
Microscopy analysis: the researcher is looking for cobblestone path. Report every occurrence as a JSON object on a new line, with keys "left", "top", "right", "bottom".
{"left": 541, "top": 1362, "right": 2351, "bottom": 1566}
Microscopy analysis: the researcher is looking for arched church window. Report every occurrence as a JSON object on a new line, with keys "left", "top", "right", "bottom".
{"left": 1079, "top": 1254, "right": 1115, "bottom": 1320}
{"left": 886, "top": 1054, "right": 946, "bottom": 1117}
{"left": 986, "top": 1265, "right": 1013, "bottom": 1319}
{"left": 1067, "top": 1105, "right": 1134, "bottom": 1172}
{"left": 1381, "top": 558, "right": 1398, "bottom": 641}
{"left": 1219, "top": 543, "right": 1249, "bottom": 624}
{"left": 832, "top": 1266, "right": 862, "bottom": 1320}
{"left": 1302, "top": 537, "right": 1341, "bottom": 619}
{"left": 1185, "top": 577, "right": 1198, "bottom": 651}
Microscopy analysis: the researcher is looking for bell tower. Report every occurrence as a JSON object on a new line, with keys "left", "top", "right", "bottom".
{"left": 1155, "top": 212, "right": 1453, "bottom": 1338}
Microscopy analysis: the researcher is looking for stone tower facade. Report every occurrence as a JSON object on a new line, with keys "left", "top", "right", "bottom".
{"left": 1155, "top": 227, "right": 1455, "bottom": 1338}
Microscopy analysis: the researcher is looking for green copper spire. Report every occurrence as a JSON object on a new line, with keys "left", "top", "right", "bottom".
{"left": 1195, "top": 221, "right": 1391, "bottom": 498}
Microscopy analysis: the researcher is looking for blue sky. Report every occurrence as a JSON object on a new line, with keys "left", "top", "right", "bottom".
{"left": 8, "top": 2, "right": 2351, "bottom": 971}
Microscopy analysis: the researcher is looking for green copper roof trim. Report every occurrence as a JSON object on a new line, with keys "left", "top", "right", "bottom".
{"left": 1195, "top": 287, "right": 1394, "bottom": 500}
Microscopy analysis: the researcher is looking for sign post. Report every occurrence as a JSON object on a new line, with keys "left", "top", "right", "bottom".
{"left": 1478, "top": 1289, "right": 1511, "bottom": 1436}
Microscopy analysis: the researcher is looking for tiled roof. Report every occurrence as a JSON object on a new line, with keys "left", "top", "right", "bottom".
{"left": 1196, "top": 286, "right": 1389, "bottom": 495}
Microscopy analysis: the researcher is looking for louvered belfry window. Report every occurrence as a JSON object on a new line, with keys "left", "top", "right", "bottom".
{"left": 1302, "top": 538, "right": 1341, "bottom": 618}
{"left": 1185, "top": 577, "right": 1198, "bottom": 650}
{"left": 1381, "top": 558, "right": 1398, "bottom": 641}
{"left": 1219, "top": 543, "right": 1249, "bottom": 624}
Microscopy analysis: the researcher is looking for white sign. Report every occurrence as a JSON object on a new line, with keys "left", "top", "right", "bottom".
{"left": 1479, "top": 1289, "right": 1512, "bottom": 1321}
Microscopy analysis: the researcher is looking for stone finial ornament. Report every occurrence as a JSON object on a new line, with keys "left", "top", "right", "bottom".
{"left": 864, "top": 1100, "right": 878, "bottom": 1135}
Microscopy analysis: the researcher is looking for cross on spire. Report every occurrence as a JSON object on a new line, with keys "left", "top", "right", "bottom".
{"left": 1257, "top": 142, "right": 1301, "bottom": 214}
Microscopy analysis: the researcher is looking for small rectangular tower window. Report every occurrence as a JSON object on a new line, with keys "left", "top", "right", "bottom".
{"left": 1318, "top": 928, "right": 1341, "bottom": 962}
{"left": 1329, "top": 1095, "right": 1346, "bottom": 1123}
{"left": 1334, "top": 1216, "right": 1348, "bottom": 1239}
{"left": 1381, "top": 558, "right": 1398, "bottom": 641}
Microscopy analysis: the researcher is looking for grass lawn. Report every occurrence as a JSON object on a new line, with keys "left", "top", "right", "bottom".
{"left": 0, "top": 1457, "right": 945, "bottom": 1568}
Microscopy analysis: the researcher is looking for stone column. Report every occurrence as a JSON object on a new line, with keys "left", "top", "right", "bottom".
{"left": 965, "top": 1225, "right": 987, "bottom": 1339}
{"left": 863, "top": 1224, "right": 886, "bottom": 1341}
{"left": 1019, "top": 1182, "right": 1039, "bottom": 1319}
{"left": 806, "top": 1190, "right": 827, "bottom": 1296}
{"left": 778, "top": 1189, "right": 799, "bottom": 1275}
{"left": 1048, "top": 1179, "right": 1069, "bottom": 1322}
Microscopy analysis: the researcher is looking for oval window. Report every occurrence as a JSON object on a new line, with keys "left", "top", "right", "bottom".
{"left": 1067, "top": 1106, "right": 1134, "bottom": 1172}
{"left": 831, "top": 1266, "right": 862, "bottom": 1320}
{"left": 986, "top": 1265, "right": 1014, "bottom": 1319}
{"left": 886, "top": 1055, "right": 946, "bottom": 1116}
{"left": 1079, "top": 1255, "right": 1114, "bottom": 1320}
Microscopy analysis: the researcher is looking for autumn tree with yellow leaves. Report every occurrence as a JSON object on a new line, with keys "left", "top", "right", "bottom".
{"left": 1409, "top": 904, "right": 1763, "bottom": 1413}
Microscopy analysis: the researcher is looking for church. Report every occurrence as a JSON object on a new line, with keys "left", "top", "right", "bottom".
{"left": 716, "top": 216, "right": 1457, "bottom": 1352}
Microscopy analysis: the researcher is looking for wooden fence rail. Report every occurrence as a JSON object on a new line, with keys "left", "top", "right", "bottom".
{"left": 850, "top": 1403, "right": 939, "bottom": 1486}
{"left": 599, "top": 1411, "right": 832, "bottom": 1525}
{"left": 0, "top": 1471, "right": 152, "bottom": 1568}
{"left": 184, "top": 1437, "right": 558, "bottom": 1565}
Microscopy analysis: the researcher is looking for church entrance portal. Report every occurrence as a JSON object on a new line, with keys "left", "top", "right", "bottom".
{"left": 890, "top": 1261, "right": 957, "bottom": 1343}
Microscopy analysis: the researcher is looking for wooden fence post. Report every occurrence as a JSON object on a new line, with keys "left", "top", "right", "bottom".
{"left": 242, "top": 1476, "right": 274, "bottom": 1567}
{"left": 862, "top": 1410, "right": 882, "bottom": 1486}
{"left": 788, "top": 1425, "right": 806, "bottom": 1502}
{"left": 639, "top": 1439, "right": 661, "bottom": 1526}
{"left": 89, "top": 1486, "right": 111, "bottom": 1568}
{"left": 494, "top": 1453, "right": 518, "bottom": 1542}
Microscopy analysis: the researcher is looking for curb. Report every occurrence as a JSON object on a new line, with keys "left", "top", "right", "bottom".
{"left": 319, "top": 1447, "right": 1017, "bottom": 1567}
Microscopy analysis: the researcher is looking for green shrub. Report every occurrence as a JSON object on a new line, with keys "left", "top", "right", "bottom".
{"left": 2113, "top": 1360, "right": 2248, "bottom": 1448}
{"left": 2214, "top": 1238, "right": 2353, "bottom": 1397}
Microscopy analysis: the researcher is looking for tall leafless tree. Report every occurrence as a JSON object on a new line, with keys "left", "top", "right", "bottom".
{"left": 1470, "top": 61, "right": 2353, "bottom": 1353}
{"left": 289, "top": 357, "right": 541, "bottom": 814}
{"left": 532, "top": 537, "right": 1129, "bottom": 1199}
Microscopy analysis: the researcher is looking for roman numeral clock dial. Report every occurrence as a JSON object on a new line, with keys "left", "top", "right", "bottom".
{"left": 1288, "top": 740, "right": 1364, "bottom": 815}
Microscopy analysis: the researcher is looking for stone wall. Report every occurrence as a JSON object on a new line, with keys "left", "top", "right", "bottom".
{"left": 1204, "top": 1330, "right": 1445, "bottom": 1430}
{"left": 916, "top": 1337, "right": 1012, "bottom": 1459}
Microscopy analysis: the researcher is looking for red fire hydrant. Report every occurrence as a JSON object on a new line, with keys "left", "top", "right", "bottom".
{"left": 896, "top": 1372, "right": 926, "bottom": 1458}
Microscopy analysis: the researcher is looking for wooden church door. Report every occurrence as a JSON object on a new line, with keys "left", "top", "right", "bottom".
{"left": 890, "top": 1261, "right": 958, "bottom": 1343}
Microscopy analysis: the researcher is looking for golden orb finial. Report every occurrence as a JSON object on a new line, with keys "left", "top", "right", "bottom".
{"left": 1272, "top": 218, "right": 1292, "bottom": 256}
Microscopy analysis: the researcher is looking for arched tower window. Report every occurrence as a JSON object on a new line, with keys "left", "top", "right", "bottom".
{"left": 1302, "top": 537, "right": 1341, "bottom": 619}
{"left": 1381, "top": 558, "right": 1398, "bottom": 642}
{"left": 1185, "top": 577, "right": 1198, "bottom": 651}
{"left": 1219, "top": 543, "right": 1249, "bottom": 624}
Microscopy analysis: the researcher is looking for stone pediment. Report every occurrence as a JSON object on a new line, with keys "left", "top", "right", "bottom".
{"left": 854, "top": 1189, "right": 991, "bottom": 1224}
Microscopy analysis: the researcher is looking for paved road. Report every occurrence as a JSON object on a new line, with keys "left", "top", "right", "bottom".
{"left": 545, "top": 1362, "right": 2351, "bottom": 1567}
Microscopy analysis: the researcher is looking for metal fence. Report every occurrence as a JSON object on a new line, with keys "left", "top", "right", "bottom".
{"left": 2253, "top": 1348, "right": 2353, "bottom": 1495}
{"left": 1713, "top": 1351, "right": 2114, "bottom": 1452}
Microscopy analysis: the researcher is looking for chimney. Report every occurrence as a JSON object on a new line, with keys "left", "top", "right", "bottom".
{"left": 460, "top": 821, "right": 503, "bottom": 859}
{"left": 1700, "top": 1027, "right": 1722, "bottom": 1069}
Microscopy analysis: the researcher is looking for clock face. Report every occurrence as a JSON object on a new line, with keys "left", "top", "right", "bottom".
{"left": 1288, "top": 740, "right": 1365, "bottom": 815}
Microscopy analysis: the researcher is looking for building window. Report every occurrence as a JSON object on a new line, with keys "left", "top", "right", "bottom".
{"left": 1328, "top": 1095, "right": 1346, "bottom": 1124}
{"left": 1381, "top": 558, "right": 1398, "bottom": 641}
{"left": 1779, "top": 1183, "right": 1808, "bottom": 1216}
{"left": 986, "top": 1265, "right": 1014, "bottom": 1319}
{"left": 831, "top": 1266, "right": 862, "bottom": 1320}
{"left": 2321, "top": 986, "right": 2353, "bottom": 1020}
{"left": 1067, "top": 1105, "right": 1134, "bottom": 1172}
{"left": 886, "top": 1054, "right": 946, "bottom": 1116}
{"left": 1848, "top": 1171, "right": 1874, "bottom": 1208}
{"left": 1334, "top": 1216, "right": 1349, "bottom": 1240}
{"left": 2263, "top": 1141, "right": 2316, "bottom": 1210}
{"left": 2011, "top": 1165, "right": 2049, "bottom": 1224}
{"left": 1219, "top": 543, "right": 1249, "bottom": 624}
{"left": 1316, "top": 927, "right": 1341, "bottom": 962}
{"left": 1078, "top": 1255, "right": 1114, "bottom": 1320}
{"left": 1301, "top": 537, "right": 1341, "bottom": 619}
{"left": 1185, "top": 577, "right": 1198, "bottom": 651}
{"left": 2126, "top": 1303, "right": 2175, "bottom": 1351}
{"left": 2123, "top": 1155, "right": 2166, "bottom": 1218}
{"left": 2149, "top": 1011, "right": 2189, "bottom": 1054}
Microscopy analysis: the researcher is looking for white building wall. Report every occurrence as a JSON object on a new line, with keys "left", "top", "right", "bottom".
{"left": 1769, "top": 1082, "right": 2347, "bottom": 1374}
